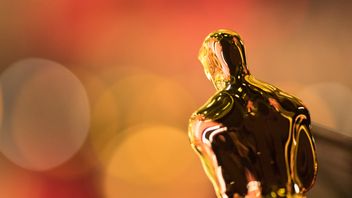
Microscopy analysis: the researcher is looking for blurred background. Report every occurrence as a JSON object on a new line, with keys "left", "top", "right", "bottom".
{"left": 0, "top": 0, "right": 351, "bottom": 197}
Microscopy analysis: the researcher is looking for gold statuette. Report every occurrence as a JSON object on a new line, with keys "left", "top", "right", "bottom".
{"left": 188, "top": 29, "right": 318, "bottom": 198}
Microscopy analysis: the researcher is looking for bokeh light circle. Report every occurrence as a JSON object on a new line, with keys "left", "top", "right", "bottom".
{"left": 89, "top": 68, "right": 196, "bottom": 164}
{"left": 106, "top": 125, "right": 190, "bottom": 184}
{"left": 104, "top": 124, "right": 213, "bottom": 198}
{"left": 0, "top": 58, "right": 90, "bottom": 171}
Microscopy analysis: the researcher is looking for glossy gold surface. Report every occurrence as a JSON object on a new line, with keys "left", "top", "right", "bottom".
{"left": 189, "top": 30, "right": 318, "bottom": 198}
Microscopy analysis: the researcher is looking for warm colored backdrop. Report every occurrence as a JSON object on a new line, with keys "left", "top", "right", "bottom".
{"left": 0, "top": 0, "right": 351, "bottom": 197}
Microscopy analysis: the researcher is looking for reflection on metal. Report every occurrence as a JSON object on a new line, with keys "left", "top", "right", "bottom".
{"left": 189, "top": 30, "right": 318, "bottom": 198}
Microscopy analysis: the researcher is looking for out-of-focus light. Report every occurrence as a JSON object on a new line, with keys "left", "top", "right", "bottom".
{"left": 0, "top": 58, "right": 90, "bottom": 171}
{"left": 106, "top": 125, "right": 191, "bottom": 184}
{"left": 89, "top": 68, "right": 196, "bottom": 164}
{"left": 104, "top": 124, "right": 213, "bottom": 198}
{"left": 115, "top": 73, "right": 194, "bottom": 127}
{"left": 89, "top": 82, "right": 121, "bottom": 163}
{"left": 298, "top": 82, "right": 352, "bottom": 137}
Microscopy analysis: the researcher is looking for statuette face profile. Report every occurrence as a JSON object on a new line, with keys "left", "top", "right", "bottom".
{"left": 188, "top": 29, "right": 318, "bottom": 198}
